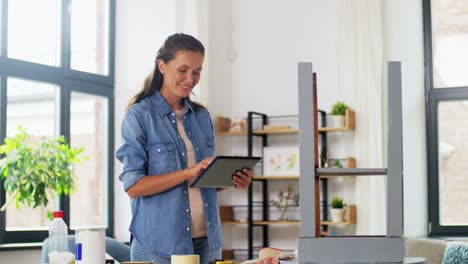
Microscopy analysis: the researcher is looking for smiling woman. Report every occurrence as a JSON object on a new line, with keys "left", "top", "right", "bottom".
{"left": 116, "top": 33, "right": 254, "bottom": 264}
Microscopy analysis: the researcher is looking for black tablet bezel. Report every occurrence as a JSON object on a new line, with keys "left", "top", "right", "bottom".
{"left": 190, "top": 156, "right": 261, "bottom": 188}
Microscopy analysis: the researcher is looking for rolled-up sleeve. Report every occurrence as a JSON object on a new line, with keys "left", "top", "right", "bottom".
{"left": 116, "top": 108, "right": 148, "bottom": 191}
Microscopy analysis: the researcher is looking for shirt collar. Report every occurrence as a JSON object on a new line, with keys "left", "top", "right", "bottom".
{"left": 151, "top": 90, "right": 194, "bottom": 116}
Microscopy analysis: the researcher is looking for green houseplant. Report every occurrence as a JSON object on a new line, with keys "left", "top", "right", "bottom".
{"left": 330, "top": 196, "right": 345, "bottom": 222}
{"left": 330, "top": 101, "right": 350, "bottom": 116}
{"left": 331, "top": 196, "right": 344, "bottom": 209}
{"left": 0, "top": 127, "right": 86, "bottom": 213}
{"left": 330, "top": 101, "right": 350, "bottom": 128}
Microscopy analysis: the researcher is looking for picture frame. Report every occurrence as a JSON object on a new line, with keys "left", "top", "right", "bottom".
{"left": 263, "top": 146, "right": 300, "bottom": 176}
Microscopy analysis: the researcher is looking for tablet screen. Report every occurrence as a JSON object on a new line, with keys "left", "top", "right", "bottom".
{"left": 190, "top": 156, "right": 261, "bottom": 188}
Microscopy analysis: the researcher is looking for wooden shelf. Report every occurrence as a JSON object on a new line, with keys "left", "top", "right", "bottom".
{"left": 253, "top": 128, "right": 298, "bottom": 135}
{"left": 320, "top": 221, "right": 353, "bottom": 226}
{"left": 217, "top": 131, "right": 247, "bottom": 136}
{"left": 216, "top": 110, "right": 355, "bottom": 135}
{"left": 255, "top": 175, "right": 360, "bottom": 179}
{"left": 318, "top": 109, "right": 355, "bottom": 132}
{"left": 254, "top": 221, "right": 300, "bottom": 225}
{"left": 222, "top": 220, "right": 357, "bottom": 226}
{"left": 222, "top": 220, "right": 300, "bottom": 225}
{"left": 319, "top": 127, "right": 353, "bottom": 132}
{"left": 222, "top": 206, "right": 356, "bottom": 226}
{"left": 323, "top": 204, "right": 357, "bottom": 225}
{"left": 222, "top": 220, "right": 248, "bottom": 225}
{"left": 253, "top": 175, "right": 299, "bottom": 180}
{"left": 254, "top": 175, "right": 363, "bottom": 179}
{"left": 215, "top": 116, "right": 247, "bottom": 136}
{"left": 317, "top": 168, "right": 386, "bottom": 177}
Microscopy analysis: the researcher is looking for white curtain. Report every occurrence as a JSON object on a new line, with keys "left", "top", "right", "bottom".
{"left": 175, "top": 0, "right": 210, "bottom": 105}
{"left": 337, "top": 0, "right": 386, "bottom": 235}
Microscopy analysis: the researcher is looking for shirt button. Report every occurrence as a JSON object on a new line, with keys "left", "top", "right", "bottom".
{"left": 186, "top": 209, "right": 189, "bottom": 212}
{"left": 188, "top": 132, "right": 191, "bottom": 135}
{"left": 187, "top": 227, "right": 190, "bottom": 231}
{"left": 182, "top": 152, "right": 185, "bottom": 156}
{"left": 178, "top": 135, "right": 181, "bottom": 138}
{"left": 184, "top": 191, "right": 187, "bottom": 194}
{"left": 157, "top": 148, "right": 161, "bottom": 152}
{"left": 205, "top": 203, "right": 208, "bottom": 207}
{"left": 196, "top": 148, "right": 199, "bottom": 151}
{"left": 207, "top": 222, "right": 210, "bottom": 226}
{"left": 184, "top": 116, "right": 186, "bottom": 119}
{"left": 172, "top": 113, "right": 175, "bottom": 116}
{"left": 172, "top": 120, "right": 175, "bottom": 123}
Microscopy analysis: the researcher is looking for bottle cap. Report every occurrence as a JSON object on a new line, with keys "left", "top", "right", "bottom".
{"left": 53, "top": 211, "right": 64, "bottom": 218}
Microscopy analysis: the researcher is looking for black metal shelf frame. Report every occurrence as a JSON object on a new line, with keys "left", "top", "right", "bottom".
{"left": 245, "top": 110, "right": 329, "bottom": 259}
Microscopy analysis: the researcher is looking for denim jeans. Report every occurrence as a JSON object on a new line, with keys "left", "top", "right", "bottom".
{"left": 131, "top": 236, "right": 222, "bottom": 264}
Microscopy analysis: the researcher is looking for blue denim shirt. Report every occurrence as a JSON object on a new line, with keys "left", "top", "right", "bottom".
{"left": 116, "top": 91, "right": 222, "bottom": 257}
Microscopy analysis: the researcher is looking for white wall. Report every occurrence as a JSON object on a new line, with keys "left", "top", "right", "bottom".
{"left": 230, "top": 0, "right": 341, "bottom": 117}
{"left": 206, "top": 0, "right": 233, "bottom": 117}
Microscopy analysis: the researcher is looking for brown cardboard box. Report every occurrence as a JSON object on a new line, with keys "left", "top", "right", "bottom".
{"left": 219, "top": 206, "right": 233, "bottom": 221}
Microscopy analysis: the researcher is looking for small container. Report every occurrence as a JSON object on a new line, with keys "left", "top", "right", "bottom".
{"left": 171, "top": 255, "right": 199, "bottom": 264}
{"left": 73, "top": 226, "right": 106, "bottom": 264}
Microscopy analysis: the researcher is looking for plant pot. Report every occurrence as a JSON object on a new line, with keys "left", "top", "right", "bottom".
{"left": 331, "top": 115, "right": 345, "bottom": 128}
{"left": 330, "top": 208, "right": 345, "bottom": 222}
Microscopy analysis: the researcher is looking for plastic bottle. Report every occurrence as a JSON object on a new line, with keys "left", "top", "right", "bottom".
{"left": 48, "top": 211, "right": 68, "bottom": 256}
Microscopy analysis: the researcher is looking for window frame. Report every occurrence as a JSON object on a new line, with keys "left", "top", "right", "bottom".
{"left": 0, "top": 0, "right": 115, "bottom": 244}
{"left": 423, "top": 0, "right": 468, "bottom": 236}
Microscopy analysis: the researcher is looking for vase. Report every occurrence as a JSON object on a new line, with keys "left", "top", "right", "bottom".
{"left": 331, "top": 115, "right": 345, "bottom": 128}
{"left": 330, "top": 208, "right": 345, "bottom": 222}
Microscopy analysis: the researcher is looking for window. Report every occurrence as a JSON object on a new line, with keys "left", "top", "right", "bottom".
{"left": 424, "top": 0, "right": 468, "bottom": 235}
{"left": 0, "top": 0, "right": 115, "bottom": 243}
{"left": 69, "top": 91, "right": 109, "bottom": 227}
{"left": 7, "top": 0, "right": 62, "bottom": 66}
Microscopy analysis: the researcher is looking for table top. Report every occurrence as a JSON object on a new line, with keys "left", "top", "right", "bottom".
{"left": 244, "top": 257, "right": 426, "bottom": 264}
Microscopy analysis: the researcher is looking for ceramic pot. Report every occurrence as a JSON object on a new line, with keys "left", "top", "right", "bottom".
{"left": 331, "top": 115, "right": 345, "bottom": 128}
{"left": 330, "top": 208, "right": 345, "bottom": 222}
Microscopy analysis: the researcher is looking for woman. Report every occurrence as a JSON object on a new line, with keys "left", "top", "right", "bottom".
{"left": 116, "top": 33, "right": 253, "bottom": 263}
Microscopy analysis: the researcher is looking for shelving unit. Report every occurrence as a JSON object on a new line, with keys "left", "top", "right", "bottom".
{"left": 246, "top": 111, "right": 301, "bottom": 259}
{"left": 215, "top": 108, "right": 357, "bottom": 260}
{"left": 244, "top": 108, "right": 357, "bottom": 259}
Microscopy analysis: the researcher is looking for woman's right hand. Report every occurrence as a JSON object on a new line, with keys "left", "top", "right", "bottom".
{"left": 188, "top": 157, "right": 214, "bottom": 179}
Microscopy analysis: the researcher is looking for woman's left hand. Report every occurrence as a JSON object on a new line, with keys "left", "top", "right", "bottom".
{"left": 232, "top": 169, "right": 253, "bottom": 189}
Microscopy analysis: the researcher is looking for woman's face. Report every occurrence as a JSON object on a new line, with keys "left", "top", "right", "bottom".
{"left": 158, "top": 50, "right": 204, "bottom": 103}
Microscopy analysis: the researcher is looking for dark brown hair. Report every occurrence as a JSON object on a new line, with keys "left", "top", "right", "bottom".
{"left": 126, "top": 33, "right": 206, "bottom": 111}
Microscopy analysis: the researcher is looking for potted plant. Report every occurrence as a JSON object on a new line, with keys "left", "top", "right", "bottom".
{"left": 330, "top": 101, "right": 350, "bottom": 128}
{"left": 0, "top": 127, "right": 86, "bottom": 215}
{"left": 270, "top": 185, "right": 300, "bottom": 221}
{"left": 330, "top": 196, "right": 345, "bottom": 222}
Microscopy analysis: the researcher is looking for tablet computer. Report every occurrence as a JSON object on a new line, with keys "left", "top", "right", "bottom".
{"left": 190, "top": 156, "right": 262, "bottom": 188}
